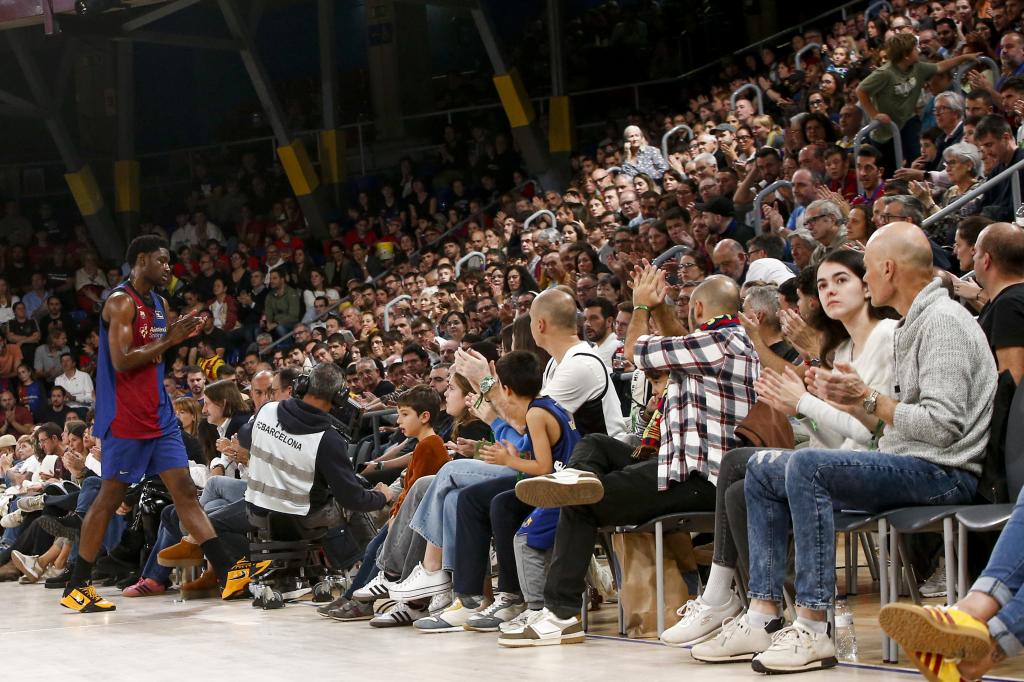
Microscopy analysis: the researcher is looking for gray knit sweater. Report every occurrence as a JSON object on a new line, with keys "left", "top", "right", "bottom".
{"left": 879, "top": 279, "right": 996, "bottom": 475}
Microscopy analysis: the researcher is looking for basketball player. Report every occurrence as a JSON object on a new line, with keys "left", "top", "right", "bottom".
{"left": 62, "top": 236, "right": 257, "bottom": 612}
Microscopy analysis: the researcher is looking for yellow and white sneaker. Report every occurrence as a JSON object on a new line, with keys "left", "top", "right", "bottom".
{"left": 910, "top": 651, "right": 972, "bottom": 682}
{"left": 879, "top": 603, "right": 993, "bottom": 662}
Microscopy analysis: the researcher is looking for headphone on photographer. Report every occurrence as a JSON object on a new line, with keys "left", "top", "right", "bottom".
{"left": 292, "top": 371, "right": 348, "bottom": 409}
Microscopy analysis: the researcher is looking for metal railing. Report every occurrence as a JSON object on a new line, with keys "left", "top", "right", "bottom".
{"left": 865, "top": 0, "right": 893, "bottom": 26}
{"left": 523, "top": 208, "right": 556, "bottom": 233}
{"left": 661, "top": 124, "right": 694, "bottom": 164}
{"left": 922, "top": 157, "right": 1024, "bottom": 228}
{"left": 653, "top": 245, "right": 691, "bottom": 267}
{"left": 753, "top": 180, "right": 793, "bottom": 231}
{"left": 794, "top": 43, "right": 821, "bottom": 72}
{"left": 853, "top": 120, "right": 902, "bottom": 194}
{"left": 382, "top": 294, "right": 411, "bottom": 332}
{"left": 455, "top": 251, "right": 486, "bottom": 277}
{"left": 953, "top": 56, "right": 1000, "bottom": 93}
{"left": 730, "top": 83, "right": 764, "bottom": 116}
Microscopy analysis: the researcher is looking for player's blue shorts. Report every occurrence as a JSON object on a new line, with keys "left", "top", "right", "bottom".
{"left": 101, "top": 429, "right": 189, "bottom": 484}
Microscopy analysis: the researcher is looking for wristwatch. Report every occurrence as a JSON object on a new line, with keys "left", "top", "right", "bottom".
{"left": 479, "top": 375, "right": 497, "bottom": 396}
{"left": 863, "top": 389, "right": 880, "bottom": 415}
{"left": 375, "top": 461, "right": 384, "bottom": 472}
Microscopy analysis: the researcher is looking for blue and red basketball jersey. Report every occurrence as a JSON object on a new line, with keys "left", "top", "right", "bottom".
{"left": 94, "top": 283, "right": 177, "bottom": 440}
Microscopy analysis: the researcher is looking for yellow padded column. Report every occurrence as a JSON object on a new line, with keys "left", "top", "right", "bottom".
{"left": 493, "top": 69, "right": 535, "bottom": 128}
{"left": 548, "top": 96, "right": 573, "bottom": 153}
{"left": 64, "top": 166, "right": 105, "bottom": 217}
{"left": 277, "top": 140, "right": 321, "bottom": 196}
{"left": 113, "top": 160, "right": 140, "bottom": 214}
{"left": 319, "top": 129, "right": 345, "bottom": 185}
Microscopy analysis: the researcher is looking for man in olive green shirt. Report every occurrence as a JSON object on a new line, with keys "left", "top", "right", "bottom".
{"left": 263, "top": 269, "right": 301, "bottom": 338}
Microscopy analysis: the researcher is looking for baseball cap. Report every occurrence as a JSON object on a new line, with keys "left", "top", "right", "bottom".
{"left": 0, "top": 434, "right": 17, "bottom": 449}
{"left": 713, "top": 123, "right": 737, "bottom": 134}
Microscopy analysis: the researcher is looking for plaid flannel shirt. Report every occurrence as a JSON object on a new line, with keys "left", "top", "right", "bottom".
{"left": 634, "top": 319, "right": 760, "bottom": 490}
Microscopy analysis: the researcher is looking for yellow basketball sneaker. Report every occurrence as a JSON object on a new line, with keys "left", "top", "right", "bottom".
{"left": 221, "top": 559, "right": 272, "bottom": 600}
{"left": 61, "top": 585, "right": 117, "bottom": 613}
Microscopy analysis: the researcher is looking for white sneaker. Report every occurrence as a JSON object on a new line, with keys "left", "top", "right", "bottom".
{"left": 388, "top": 563, "right": 452, "bottom": 602}
{"left": 691, "top": 614, "right": 784, "bottom": 663}
{"left": 499, "top": 608, "right": 543, "bottom": 633}
{"left": 465, "top": 592, "right": 526, "bottom": 632}
{"left": 352, "top": 571, "right": 395, "bottom": 602}
{"left": 497, "top": 607, "right": 584, "bottom": 647}
{"left": 514, "top": 469, "right": 604, "bottom": 508}
{"left": 751, "top": 622, "right": 838, "bottom": 673}
{"left": 661, "top": 594, "right": 744, "bottom": 647}
{"left": 10, "top": 551, "right": 41, "bottom": 581}
{"left": 919, "top": 560, "right": 947, "bottom": 598}
{"left": 369, "top": 600, "right": 429, "bottom": 628}
{"left": 1, "top": 509, "right": 24, "bottom": 529}
{"left": 413, "top": 598, "right": 484, "bottom": 632}
{"left": 426, "top": 589, "right": 453, "bottom": 614}
{"left": 16, "top": 494, "right": 45, "bottom": 513}
{"left": 40, "top": 564, "right": 65, "bottom": 581}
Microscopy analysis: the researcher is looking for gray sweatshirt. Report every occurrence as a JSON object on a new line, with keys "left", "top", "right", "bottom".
{"left": 879, "top": 279, "right": 996, "bottom": 475}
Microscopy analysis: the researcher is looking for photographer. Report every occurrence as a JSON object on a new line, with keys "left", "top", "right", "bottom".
{"left": 207, "top": 362, "right": 394, "bottom": 597}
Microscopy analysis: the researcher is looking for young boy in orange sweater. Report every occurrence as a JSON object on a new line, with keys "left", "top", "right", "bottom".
{"left": 319, "top": 385, "right": 450, "bottom": 621}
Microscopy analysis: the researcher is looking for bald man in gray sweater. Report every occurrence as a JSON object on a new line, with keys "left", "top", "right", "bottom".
{"left": 692, "top": 222, "right": 998, "bottom": 674}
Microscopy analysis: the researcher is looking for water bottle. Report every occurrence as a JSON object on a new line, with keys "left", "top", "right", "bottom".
{"left": 1015, "top": 204, "right": 1024, "bottom": 228}
{"left": 834, "top": 600, "right": 858, "bottom": 661}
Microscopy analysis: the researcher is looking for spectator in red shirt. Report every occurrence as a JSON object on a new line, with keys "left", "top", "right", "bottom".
{"left": 824, "top": 145, "right": 858, "bottom": 201}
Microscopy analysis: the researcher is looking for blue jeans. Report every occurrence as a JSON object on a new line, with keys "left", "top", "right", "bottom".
{"left": 69, "top": 477, "right": 127, "bottom": 560}
{"left": 344, "top": 525, "right": 388, "bottom": 599}
{"left": 199, "top": 476, "right": 247, "bottom": 513}
{"left": 409, "top": 459, "right": 517, "bottom": 572}
{"left": 2, "top": 495, "right": 21, "bottom": 546}
{"left": 141, "top": 503, "right": 184, "bottom": 583}
{"left": 745, "top": 448, "right": 977, "bottom": 610}
{"left": 972, "top": 485, "right": 1024, "bottom": 656}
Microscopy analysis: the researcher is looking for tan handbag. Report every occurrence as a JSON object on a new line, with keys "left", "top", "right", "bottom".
{"left": 611, "top": 531, "right": 698, "bottom": 638}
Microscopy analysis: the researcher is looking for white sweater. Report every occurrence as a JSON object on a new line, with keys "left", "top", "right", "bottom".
{"left": 796, "top": 318, "right": 898, "bottom": 451}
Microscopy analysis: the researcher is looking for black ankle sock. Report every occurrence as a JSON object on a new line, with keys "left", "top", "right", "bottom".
{"left": 407, "top": 598, "right": 429, "bottom": 609}
{"left": 68, "top": 557, "right": 94, "bottom": 590}
{"left": 201, "top": 538, "right": 236, "bottom": 582}
{"left": 458, "top": 594, "right": 482, "bottom": 608}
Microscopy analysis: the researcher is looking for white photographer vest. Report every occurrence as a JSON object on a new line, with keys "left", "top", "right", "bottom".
{"left": 244, "top": 401, "right": 325, "bottom": 515}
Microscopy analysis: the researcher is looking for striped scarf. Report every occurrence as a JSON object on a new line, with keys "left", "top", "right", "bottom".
{"left": 632, "top": 392, "right": 666, "bottom": 461}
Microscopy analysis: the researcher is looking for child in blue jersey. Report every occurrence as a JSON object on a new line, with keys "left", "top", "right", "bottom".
{"left": 405, "top": 350, "right": 581, "bottom": 632}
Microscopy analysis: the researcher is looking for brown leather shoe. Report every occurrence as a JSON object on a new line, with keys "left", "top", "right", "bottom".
{"left": 0, "top": 562, "right": 20, "bottom": 582}
{"left": 181, "top": 567, "right": 220, "bottom": 600}
{"left": 157, "top": 540, "right": 204, "bottom": 568}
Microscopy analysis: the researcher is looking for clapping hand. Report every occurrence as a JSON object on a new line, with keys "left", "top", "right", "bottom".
{"left": 452, "top": 438, "right": 479, "bottom": 458}
{"left": 806, "top": 361, "right": 870, "bottom": 406}
{"left": 466, "top": 392, "right": 498, "bottom": 423}
{"left": 375, "top": 482, "right": 396, "bottom": 503}
{"left": 479, "top": 440, "right": 518, "bottom": 467}
{"left": 779, "top": 308, "right": 821, "bottom": 360}
{"left": 754, "top": 366, "right": 808, "bottom": 417}
{"left": 453, "top": 348, "right": 490, "bottom": 389}
{"left": 629, "top": 260, "right": 667, "bottom": 308}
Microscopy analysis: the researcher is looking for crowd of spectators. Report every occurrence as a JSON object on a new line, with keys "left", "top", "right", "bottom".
{"left": 1, "top": 0, "right": 1024, "bottom": 677}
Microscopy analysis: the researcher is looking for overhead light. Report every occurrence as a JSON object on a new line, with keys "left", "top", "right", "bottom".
{"left": 74, "top": 0, "right": 121, "bottom": 16}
